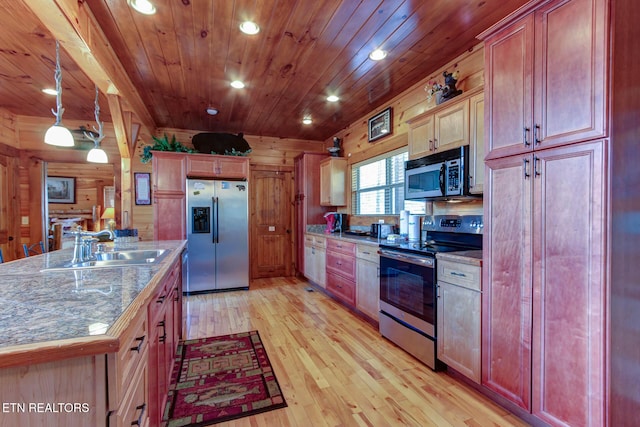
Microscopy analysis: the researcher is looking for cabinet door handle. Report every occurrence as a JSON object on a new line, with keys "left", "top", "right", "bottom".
{"left": 130, "top": 335, "right": 145, "bottom": 353}
{"left": 523, "top": 158, "right": 530, "bottom": 179}
{"left": 429, "top": 139, "right": 434, "bottom": 151}
{"left": 450, "top": 272, "right": 467, "bottom": 277}
{"left": 534, "top": 124, "right": 541, "bottom": 145}
{"left": 131, "top": 403, "right": 146, "bottom": 426}
{"left": 156, "top": 295, "right": 166, "bottom": 304}
{"left": 534, "top": 156, "right": 541, "bottom": 177}
{"left": 158, "top": 321, "right": 166, "bottom": 343}
{"left": 523, "top": 127, "right": 531, "bottom": 146}
{"left": 362, "top": 251, "right": 370, "bottom": 255}
{"left": 433, "top": 138, "right": 438, "bottom": 149}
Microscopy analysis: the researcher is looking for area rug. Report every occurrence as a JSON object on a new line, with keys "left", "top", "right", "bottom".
{"left": 162, "top": 330, "right": 287, "bottom": 426}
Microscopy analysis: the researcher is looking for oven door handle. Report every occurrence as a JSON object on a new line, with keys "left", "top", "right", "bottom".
{"left": 379, "top": 250, "right": 434, "bottom": 267}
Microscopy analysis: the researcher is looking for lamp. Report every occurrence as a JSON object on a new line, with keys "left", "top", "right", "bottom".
{"left": 101, "top": 207, "right": 116, "bottom": 231}
{"left": 44, "top": 40, "right": 74, "bottom": 147}
{"left": 85, "top": 86, "right": 108, "bottom": 163}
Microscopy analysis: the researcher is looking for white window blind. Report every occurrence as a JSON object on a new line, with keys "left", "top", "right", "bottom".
{"left": 351, "top": 148, "right": 426, "bottom": 215}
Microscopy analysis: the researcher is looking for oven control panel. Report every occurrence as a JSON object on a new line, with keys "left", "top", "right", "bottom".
{"left": 422, "top": 215, "right": 484, "bottom": 234}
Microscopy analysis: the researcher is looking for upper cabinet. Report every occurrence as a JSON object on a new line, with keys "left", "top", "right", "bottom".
{"left": 186, "top": 154, "right": 248, "bottom": 179}
{"left": 320, "top": 157, "right": 347, "bottom": 206}
{"left": 407, "top": 88, "right": 481, "bottom": 160}
{"left": 468, "top": 92, "right": 485, "bottom": 194}
{"left": 482, "top": 0, "right": 607, "bottom": 160}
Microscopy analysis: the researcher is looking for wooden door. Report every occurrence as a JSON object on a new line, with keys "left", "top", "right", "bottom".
{"left": 483, "top": 153, "right": 533, "bottom": 410}
{"left": 250, "top": 169, "right": 292, "bottom": 278}
{"left": 531, "top": 140, "right": 606, "bottom": 426}
{"left": 533, "top": 0, "right": 607, "bottom": 149}
{"left": 469, "top": 92, "right": 485, "bottom": 194}
{"left": 437, "top": 281, "right": 481, "bottom": 383}
{"left": 0, "top": 153, "right": 20, "bottom": 261}
{"left": 434, "top": 98, "right": 469, "bottom": 152}
{"left": 484, "top": 13, "right": 534, "bottom": 160}
{"left": 408, "top": 114, "right": 435, "bottom": 159}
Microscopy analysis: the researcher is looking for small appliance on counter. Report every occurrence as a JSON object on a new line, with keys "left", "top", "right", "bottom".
{"left": 370, "top": 223, "right": 395, "bottom": 238}
{"left": 324, "top": 212, "right": 348, "bottom": 233}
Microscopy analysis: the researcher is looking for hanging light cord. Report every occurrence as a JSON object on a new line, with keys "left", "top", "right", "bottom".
{"left": 85, "top": 86, "right": 105, "bottom": 146}
{"left": 51, "top": 40, "right": 65, "bottom": 126}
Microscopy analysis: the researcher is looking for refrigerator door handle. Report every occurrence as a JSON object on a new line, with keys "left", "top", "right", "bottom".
{"left": 212, "top": 196, "right": 219, "bottom": 244}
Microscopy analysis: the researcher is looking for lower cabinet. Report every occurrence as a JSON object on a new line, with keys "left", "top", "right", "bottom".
{"left": 436, "top": 258, "right": 481, "bottom": 383}
{"left": 325, "top": 239, "right": 356, "bottom": 305}
{"left": 147, "top": 258, "right": 181, "bottom": 426}
{"left": 303, "top": 234, "right": 326, "bottom": 287}
{"left": 355, "top": 244, "right": 379, "bottom": 321}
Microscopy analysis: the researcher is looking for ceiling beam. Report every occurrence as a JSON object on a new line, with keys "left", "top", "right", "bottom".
{"left": 22, "top": 0, "right": 155, "bottom": 139}
{"left": 107, "top": 95, "right": 134, "bottom": 159}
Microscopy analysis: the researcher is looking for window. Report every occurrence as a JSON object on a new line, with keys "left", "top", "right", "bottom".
{"left": 351, "top": 149, "right": 425, "bottom": 215}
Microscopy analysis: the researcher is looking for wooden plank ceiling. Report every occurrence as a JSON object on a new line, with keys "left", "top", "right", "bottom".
{"left": 0, "top": 0, "right": 529, "bottom": 144}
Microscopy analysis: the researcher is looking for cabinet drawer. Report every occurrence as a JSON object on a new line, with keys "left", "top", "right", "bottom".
{"left": 326, "top": 251, "right": 356, "bottom": 280}
{"left": 305, "top": 234, "right": 326, "bottom": 248}
{"left": 115, "top": 359, "right": 148, "bottom": 427}
{"left": 356, "top": 244, "right": 379, "bottom": 263}
{"left": 327, "top": 238, "right": 356, "bottom": 256}
{"left": 438, "top": 260, "right": 481, "bottom": 291}
{"left": 108, "top": 308, "right": 147, "bottom": 407}
{"left": 326, "top": 271, "right": 356, "bottom": 305}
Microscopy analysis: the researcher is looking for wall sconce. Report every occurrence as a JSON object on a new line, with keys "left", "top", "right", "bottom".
{"left": 44, "top": 40, "right": 74, "bottom": 147}
{"left": 86, "top": 86, "right": 108, "bottom": 164}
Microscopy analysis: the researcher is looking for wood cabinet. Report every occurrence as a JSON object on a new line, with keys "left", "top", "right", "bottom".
{"left": 325, "top": 238, "right": 356, "bottom": 305}
{"left": 294, "top": 153, "right": 330, "bottom": 275}
{"left": 407, "top": 92, "right": 476, "bottom": 159}
{"left": 303, "top": 233, "right": 326, "bottom": 287}
{"left": 320, "top": 157, "right": 347, "bottom": 206}
{"left": 436, "top": 258, "right": 481, "bottom": 383}
{"left": 147, "top": 258, "right": 182, "bottom": 426}
{"left": 355, "top": 244, "right": 379, "bottom": 321}
{"left": 482, "top": 0, "right": 607, "bottom": 161}
{"left": 186, "top": 154, "right": 248, "bottom": 179}
{"left": 468, "top": 92, "right": 484, "bottom": 194}
{"left": 152, "top": 152, "right": 186, "bottom": 240}
{"left": 483, "top": 140, "right": 606, "bottom": 425}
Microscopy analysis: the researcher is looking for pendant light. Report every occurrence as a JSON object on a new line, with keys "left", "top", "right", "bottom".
{"left": 44, "top": 40, "right": 74, "bottom": 147}
{"left": 86, "top": 86, "right": 108, "bottom": 164}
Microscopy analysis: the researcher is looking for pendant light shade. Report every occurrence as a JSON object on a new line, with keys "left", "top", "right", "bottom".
{"left": 87, "top": 146, "right": 108, "bottom": 163}
{"left": 85, "top": 85, "right": 108, "bottom": 164}
{"left": 45, "top": 40, "right": 74, "bottom": 147}
{"left": 44, "top": 124, "right": 74, "bottom": 147}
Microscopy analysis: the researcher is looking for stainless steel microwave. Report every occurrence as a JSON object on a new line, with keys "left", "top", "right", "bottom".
{"left": 405, "top": 146, "right": 477, "bottom": 201}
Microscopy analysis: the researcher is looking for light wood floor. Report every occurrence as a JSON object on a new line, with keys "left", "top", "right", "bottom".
{"left": 184, "top": 276, "right": 529, "bottom": 427}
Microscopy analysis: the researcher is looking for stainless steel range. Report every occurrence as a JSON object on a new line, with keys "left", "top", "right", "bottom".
{"left": 378, "top": 215, "right": 483, "bottom": 370}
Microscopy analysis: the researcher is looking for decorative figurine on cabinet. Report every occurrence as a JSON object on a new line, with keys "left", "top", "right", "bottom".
{"left": 441, "top": 71, "right": 462, "bottom": 101}
{"left": 328, "top": 137, "right": 342, "bottom": 157}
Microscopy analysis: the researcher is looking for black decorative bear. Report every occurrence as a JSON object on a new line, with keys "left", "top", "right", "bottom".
{"left": 441, "top": 71, "right": 462, "bottom": 101}
{"left": 192, "top": 132, "right": 251, "bottom": 155}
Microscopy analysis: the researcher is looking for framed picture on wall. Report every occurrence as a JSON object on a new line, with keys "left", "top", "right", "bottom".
{"left": 47, "top": 177, "right": 76, "bottom": 204}
{"left": 368, "top": 107, "right": 393, "bottom": 142}
{"left": 135, "top": 173, "right": 151, "bottom": 205}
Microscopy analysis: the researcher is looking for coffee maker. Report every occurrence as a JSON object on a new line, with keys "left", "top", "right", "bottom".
{"left": 323, "top": 212, "right": 348, "bottom": 233}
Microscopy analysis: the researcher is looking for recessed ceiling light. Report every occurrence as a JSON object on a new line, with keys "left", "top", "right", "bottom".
{"left": 42, "top": 88, "right": 57, "bottom": 95}
{"left": 128, "top": 0, "right": 156, "bottom": 15}
{"left": 239, "top": 21, "right": 260, "bottom": 35}
{"left": 231, "top": 80, "right": 245, "bottom": 89}
{"left": 327, "top": 95, "right": 339, "bottom": 102}
{"left": 369, "top": 49, "right": 387, "bottom": 61}
{"left": 206, "top": 107, "right": 218, "bottom": 116}
{"left": 302, "top": 117, "right": 312, "bottom": 125}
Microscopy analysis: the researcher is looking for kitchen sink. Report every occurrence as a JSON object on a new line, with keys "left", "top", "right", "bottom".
{"left": 42, "top": 249, "right": 170, "bottom": 271}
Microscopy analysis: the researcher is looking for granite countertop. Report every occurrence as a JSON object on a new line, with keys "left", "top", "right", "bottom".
{"left": 306, "top": 230, "right": 383, "bottom": 247}
{"left": 0, "top": 240, "right": 186, "bottom": 368}
{"left": 436, "top": 250, "right": 483, "bottom": 266}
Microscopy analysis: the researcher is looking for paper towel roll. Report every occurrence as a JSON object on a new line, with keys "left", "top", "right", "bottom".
{"left": 408, "top": 215, "right": 421, "bottom": 241}
{"left": 399, "top": 210, "right": 409, "bottom": 236}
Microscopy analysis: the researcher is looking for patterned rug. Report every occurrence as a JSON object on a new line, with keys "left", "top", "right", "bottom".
{"left": 162, "top": 331, "right": 287, "bottom": 426}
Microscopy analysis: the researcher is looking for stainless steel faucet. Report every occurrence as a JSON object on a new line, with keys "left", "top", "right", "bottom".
{"left": 70, "top": 229, "right": 115, "bottom": 264}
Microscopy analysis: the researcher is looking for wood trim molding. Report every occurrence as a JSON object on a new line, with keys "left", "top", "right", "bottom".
{"left": 22, "top": 0, "right": 155, "bottom": 135}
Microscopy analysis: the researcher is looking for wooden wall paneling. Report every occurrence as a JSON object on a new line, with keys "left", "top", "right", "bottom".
{"left": 0, "top": 150, "right": 21, "bottom": 261}
{"left": 331, "top": 44, "right": 485, "bottom": 161}
{"left": 0, "top": 109, "right": 18, "bottom": 148}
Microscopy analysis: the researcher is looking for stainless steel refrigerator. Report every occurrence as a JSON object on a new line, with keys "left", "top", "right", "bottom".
{"left": 186, "top": 179, "right": 249, "bottom": 293}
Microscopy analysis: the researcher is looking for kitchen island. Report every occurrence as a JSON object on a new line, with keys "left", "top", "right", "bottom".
{"left": 0, "top": 240, "right": 187, "bottom": 427}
